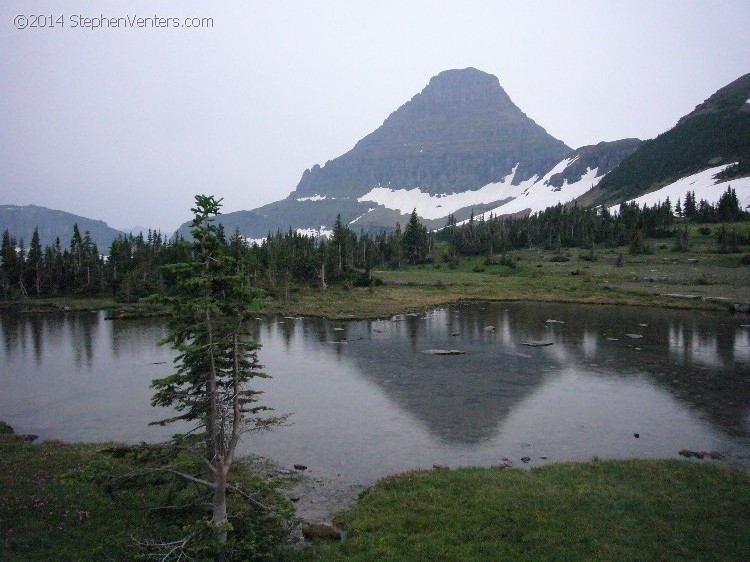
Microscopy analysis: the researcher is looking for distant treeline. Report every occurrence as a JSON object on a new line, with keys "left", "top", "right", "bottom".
{"left": 1, "top": 186, "right": 747, "bottom": 301}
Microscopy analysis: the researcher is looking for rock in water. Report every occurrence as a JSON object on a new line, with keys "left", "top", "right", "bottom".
{"left": 422, "top": 349, "right": 466, "bottom": 355}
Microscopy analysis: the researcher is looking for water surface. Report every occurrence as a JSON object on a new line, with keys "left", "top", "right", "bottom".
{"left": 1, "top": 302, "right": 748, "bottom": 484}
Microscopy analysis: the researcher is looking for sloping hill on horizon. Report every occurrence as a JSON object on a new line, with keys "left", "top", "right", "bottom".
{"left": 0, "top": 204, "right": 124, "bottom": 249}
{"left": 580, "top": 73, "right": 750, "bottom": 207}
{"left": 606, "top": 163, "right": 750, "bottom": 216}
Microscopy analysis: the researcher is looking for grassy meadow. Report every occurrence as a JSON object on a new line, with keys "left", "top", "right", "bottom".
{"left": 266, "top": 232, "right": 750, "bottom": 320}
{"left": 304, "top": 460, "right": 750, "bottom": 561}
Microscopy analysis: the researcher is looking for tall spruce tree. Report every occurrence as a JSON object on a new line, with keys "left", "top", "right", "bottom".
{"left": 150, "top": 195, "right": 278, "bottom": 540}
{"left": 402, "top": 208, "right": 429, "bottom": 264}
{"left": 27, "top": 227, "right": 43, "bottom": 295}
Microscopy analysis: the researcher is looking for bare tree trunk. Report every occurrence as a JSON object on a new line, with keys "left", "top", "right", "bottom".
{"left": 212, "top": 467, "right": 229, "bottom": 543}
{"left": 204, "top": 305, "right": 218, "bottom": 481}
{"left": 18, "top": 275, "right": 28, "bottom": 298}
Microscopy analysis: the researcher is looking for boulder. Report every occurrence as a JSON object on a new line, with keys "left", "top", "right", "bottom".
{"left": 301, "top": 522, "right": 343, "bottom": 541}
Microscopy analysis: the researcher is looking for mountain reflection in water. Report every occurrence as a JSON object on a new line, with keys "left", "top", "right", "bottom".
{"left": 1, "top": 302, "right": 748, "bottom": 483}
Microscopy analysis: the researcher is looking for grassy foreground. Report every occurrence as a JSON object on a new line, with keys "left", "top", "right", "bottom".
{"left": 0, "top": 425, "right": 295, "bottom": 561}
{"left": 307, "top": 461, "right": 750, "bottom": 561}
{"left": 5, "top": 419, "right": 747, "bottom": 561}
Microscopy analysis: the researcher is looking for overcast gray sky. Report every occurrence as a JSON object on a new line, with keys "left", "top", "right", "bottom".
{"left": 1, "top": 1, "right": 749, "bottom": 233}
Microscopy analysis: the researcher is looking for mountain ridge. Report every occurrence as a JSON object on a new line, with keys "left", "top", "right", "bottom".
{"left": 580, "top": 72, "right": 750, "bottom": 207}
{"left": 0, "top": 204, "right": 125, "bottom": 249}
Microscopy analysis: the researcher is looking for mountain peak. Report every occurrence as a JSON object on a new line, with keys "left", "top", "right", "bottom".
{"left": 293, "top": 68, "right": 571, "bottom": 199}
{"left": 420, "top": 67, "right": 511, "bottom": 103}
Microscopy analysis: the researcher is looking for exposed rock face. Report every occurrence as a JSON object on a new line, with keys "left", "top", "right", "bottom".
{"left": 547, "top": 139, "right": 642, "bottom": 188}
{"left": 292, "top": 68, "right": 571, "bottom": 199}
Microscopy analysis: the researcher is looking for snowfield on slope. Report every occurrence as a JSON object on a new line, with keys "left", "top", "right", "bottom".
{"left": 608, "top": 164, "right": 750, "bottom": 214}
{"left": 358, "top": 157, "right": 603, "bottom": 221}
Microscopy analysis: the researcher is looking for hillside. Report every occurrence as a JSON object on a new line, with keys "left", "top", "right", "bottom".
{"left": 581, "top": 73, "right": 750, "bottom": 206}
{"left": 0, "top": 204, "right": 124, "bottom": 249}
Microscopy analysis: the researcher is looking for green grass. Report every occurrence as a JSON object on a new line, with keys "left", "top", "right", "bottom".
{"left": 0, "top": 427, "right": 294, "bottom": 561}
{"left": 266, "top": 244, "right": 749, "bottom": 319}
{"left": 306, "top": 460, "right": 750, "bottom": 561}
{"left": 8, "top": 425, "right": 747, "bottom": 561}
{"left": 0, "top": 295, "right": 119, "bottom": 312}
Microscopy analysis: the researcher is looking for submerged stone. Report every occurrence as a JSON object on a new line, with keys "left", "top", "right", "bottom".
{"left": 422, "top": 349, "right": 466, "bottom": 355}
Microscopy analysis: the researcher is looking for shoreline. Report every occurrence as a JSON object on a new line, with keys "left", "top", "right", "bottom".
{"left": 3, "top": 427, "right": 742, "bottom": 527}
{"left": 2, "top": 285, "right": 746, "bottom": 322}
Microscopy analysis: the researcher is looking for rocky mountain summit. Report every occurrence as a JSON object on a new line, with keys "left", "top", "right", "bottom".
{"left": 293, "top": 68, "right": 572, "bottom": 199}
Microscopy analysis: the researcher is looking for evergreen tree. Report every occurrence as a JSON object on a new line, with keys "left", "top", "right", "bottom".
{"left": 684, "top": 191, "right": 697, "bottom": 219}
{"left": 27, "top": 227, "right": 43, "bottom": 295}
{"left": 402, "top": 209, "right": 429, "bottom": 264}
{"left": 716, "top": 186, "right": 743, "bottom": 221}
{"left": 331, "top": 214, "right": 349, "bottom": 275}
{"left": 1, "top": 230, "right": 18, "bottom": 298}
{"left": 150, "top": 195, "right": 280, "bottom": 541}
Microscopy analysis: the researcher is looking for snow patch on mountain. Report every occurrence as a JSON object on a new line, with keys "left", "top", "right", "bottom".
{"left": 244, "top": 236, "right": 267, "bottom": 246}
{"left": 477, "top": 165, "right": 602, "bottom": 220}
{"left": 357, "top": 156, "right": 604, "bottom": 222}
{"left": 609, "top": 163, "right": 750, "bottom": 213}
{"left": 349, "top": 208, "right": 377, "bottom": 225}
{"left": 357, "top": 165, "right": 525, "bottom": 219}
{"left": 296, "top": 195, "right": 329, "bottom": 202}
